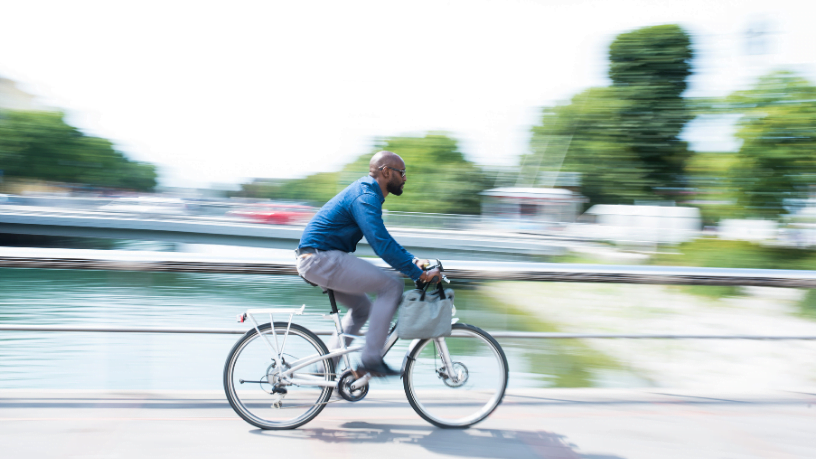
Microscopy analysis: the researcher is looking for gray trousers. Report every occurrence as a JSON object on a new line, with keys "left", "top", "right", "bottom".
{"left": 295, "top": 250, "right": 404, "bottom": 364}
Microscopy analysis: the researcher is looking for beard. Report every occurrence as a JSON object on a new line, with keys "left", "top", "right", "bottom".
{"left": 387, "top": 178, "right": 404, "bottom": 196}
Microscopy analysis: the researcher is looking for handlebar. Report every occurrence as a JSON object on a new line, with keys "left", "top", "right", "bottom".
{"left": 414, "top": 259, "right": 450, "bottom": 289}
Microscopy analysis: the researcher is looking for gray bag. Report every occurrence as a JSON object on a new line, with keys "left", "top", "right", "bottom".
{"left": 397, "top": 284, "right": 454, "bottom": 339}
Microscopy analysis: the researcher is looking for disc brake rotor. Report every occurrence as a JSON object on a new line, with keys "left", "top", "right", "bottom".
{"left": 441, "top": 362, "right": 468, "bottom": 388}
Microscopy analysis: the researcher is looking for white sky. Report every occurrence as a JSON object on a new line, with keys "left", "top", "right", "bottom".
{"left": 1, "top": 0, "right": 815, "bottom": 188}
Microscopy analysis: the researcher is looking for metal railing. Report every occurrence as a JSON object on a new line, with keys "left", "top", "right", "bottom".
{"left": 1, "top": 324, "right": 814, "bottom": 340}
{"left": 1, "top": 247, "right": 816, "bottom": 341}
{"left": 382, "top": 211, "right": 481, "bottom": 231}
{"left": 3, "top": 246, "right": 816, "bottom": 287}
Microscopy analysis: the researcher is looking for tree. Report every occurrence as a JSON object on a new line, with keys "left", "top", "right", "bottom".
{"left": 609, "top": 24, "right": 694, "bottom": 192}
{"left": 526, "top": 24, "right": 695, "bottom": 206}
{"left": 724, "top": 71, "right": 816, "bottom": 218}
{"left": 234, "top": 133, "right": 490, "bottom": 214}
{"left": 0, "top": 110, "right": 157, "bottom": 191}
{"left": 363, "top": 134, "right": 491, "bottom": 214}
{"left": 528, "top": 87, "right": 652, "bottom": 205}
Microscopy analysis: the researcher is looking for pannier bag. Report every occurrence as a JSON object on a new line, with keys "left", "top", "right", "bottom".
{"left": 397, "top": 283, "right": 454, "bottom": 339}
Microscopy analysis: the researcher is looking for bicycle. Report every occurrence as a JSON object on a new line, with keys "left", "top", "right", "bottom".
{"left": 223, "top": 260, "right": 508, "bottom": 429}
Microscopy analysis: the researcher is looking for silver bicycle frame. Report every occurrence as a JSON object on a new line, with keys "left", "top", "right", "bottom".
{"left": 242, "top": 306, "right": 421, "bottom": 391}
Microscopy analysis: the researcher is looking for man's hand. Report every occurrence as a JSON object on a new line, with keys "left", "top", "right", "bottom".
{"left": 413, "top": 258, "right": 430, "bottom": 269}
{"left": 415, "top": 258, "right": 441, "bottom": 283}
{"left": 419, "top": 268, "right": 442, "bottom": 283}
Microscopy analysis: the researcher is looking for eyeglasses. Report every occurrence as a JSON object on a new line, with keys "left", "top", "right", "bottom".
{"left": 380, "top": 166, "right": 406, "bottom": 178}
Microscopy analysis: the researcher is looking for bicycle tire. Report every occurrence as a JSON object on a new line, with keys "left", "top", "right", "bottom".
{"left": 224, "top": 322, "right": 335, "bottom": 430}
{"left": 403, "top": 323, "right": 508, "bottom": 428}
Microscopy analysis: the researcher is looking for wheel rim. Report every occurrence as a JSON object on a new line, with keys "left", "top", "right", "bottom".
{"left": 406, "top": 327, "right": 507, "bottom": 427}
{"left": 226, "top": 327, "right": 332, "bottom": 428}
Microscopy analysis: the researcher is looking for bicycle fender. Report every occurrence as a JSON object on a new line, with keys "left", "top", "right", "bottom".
{"left": 400, "top": 338, "right": 422, "bottom": 378}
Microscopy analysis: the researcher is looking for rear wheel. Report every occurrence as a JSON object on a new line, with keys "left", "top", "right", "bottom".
{"left": 403, "top": 323, "right": 508, "bottom": 428}
{"left": 224, "top": 322, "right": 335, "bottom": 430}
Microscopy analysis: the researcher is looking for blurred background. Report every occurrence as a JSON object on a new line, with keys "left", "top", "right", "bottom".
{"left": 1, "top": 0, "right": 816, "bottom": 393}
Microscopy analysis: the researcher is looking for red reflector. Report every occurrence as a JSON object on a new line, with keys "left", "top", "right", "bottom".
{"left": 237, "top": 313, "right": 245, "bottom": 323}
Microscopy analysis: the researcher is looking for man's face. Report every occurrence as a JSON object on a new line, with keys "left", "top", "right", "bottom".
{"left": 386, "top": 165, "right": 406, "bottom": 196}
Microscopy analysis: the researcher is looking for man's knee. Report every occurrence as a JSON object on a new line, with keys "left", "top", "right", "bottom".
{"left": 350, "top": 307, "right": 369, "bottom": 322}
{"left": 379, "top": 275, "right": 403, "bottom": 297}
{"left": 344, "top": 294, "right": 371, "bottom": 310}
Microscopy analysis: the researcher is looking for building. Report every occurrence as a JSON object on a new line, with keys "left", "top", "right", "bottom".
{"left": 480, "top": 187, "right": 586, "bottom": 233}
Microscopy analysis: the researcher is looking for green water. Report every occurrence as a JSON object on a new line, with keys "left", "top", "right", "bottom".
{"left": 0, "top": 268, "right": 642, "bottom": 390}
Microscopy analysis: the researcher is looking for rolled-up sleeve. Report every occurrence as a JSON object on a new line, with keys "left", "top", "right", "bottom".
{"left": 350, "top": 194, "right": 424, "bottom": 281}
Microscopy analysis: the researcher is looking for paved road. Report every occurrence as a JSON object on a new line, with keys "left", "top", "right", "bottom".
{"left": 2, "top": 389, "right": 815, "bottom": 459}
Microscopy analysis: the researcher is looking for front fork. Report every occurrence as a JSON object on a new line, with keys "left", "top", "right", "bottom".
{"left": 434, "top": 337, "right": 460, "bottom": 384}
{"left": 400, "top": 336, "right": 459, "bottom": 384}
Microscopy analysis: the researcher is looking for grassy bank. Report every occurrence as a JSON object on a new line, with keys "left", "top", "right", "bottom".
{"left": 649, "top": 238, "right": 816, "bottom": 270}
{"left": 464, "top": 283, "right": 648, "bottom": 388}
{"left": 650, "top": 238, "right": 816, "bottom": 316}
{"left": 555, "top": 237, "right": 816, "bottom": 318}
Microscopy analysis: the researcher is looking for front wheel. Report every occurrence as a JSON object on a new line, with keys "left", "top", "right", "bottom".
{"left": 403, "top": 323, "right": 508, "bottom": 428}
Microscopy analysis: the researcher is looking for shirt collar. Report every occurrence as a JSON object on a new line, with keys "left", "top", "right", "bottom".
{"left": 361, "top": 175, "right": 385, "bottom": 203}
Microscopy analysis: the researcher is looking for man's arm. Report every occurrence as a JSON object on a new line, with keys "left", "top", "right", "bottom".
{"left": 350, "top": 194, "right": 424, "bottom": 281}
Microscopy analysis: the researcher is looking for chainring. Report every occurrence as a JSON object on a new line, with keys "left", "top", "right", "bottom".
{"left": 336, "top": 369, "right": 369, "bottom": 402}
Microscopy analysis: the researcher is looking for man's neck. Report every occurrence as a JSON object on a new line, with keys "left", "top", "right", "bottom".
{"left": 369, "top": 173, "right": 389, "bottom": 198}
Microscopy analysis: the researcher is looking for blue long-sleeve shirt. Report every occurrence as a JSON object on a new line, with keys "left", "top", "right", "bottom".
{"left": 298, "top": 175, "right": 424, "bottom": 281}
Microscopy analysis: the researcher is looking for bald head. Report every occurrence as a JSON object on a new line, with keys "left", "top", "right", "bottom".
{"left": 369, "top": 151, "right": 405, "bottom": 177}
{"left": 368, "top": 150, "right": 407, "bottom": 197}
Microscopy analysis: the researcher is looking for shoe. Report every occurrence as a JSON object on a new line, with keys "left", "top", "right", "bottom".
{"left": 352, "top": 359, "right": 399, "bottom": 378}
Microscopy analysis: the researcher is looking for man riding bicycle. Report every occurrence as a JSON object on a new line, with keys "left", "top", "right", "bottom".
{"left": 296, "top": 150, "right": 442, "bottom": 377}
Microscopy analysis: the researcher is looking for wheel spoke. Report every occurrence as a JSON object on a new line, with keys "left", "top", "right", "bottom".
{"left": 404, "top": 324, "right": 508, "bottom": 428}
{"left": 224, "top": 323, "right": 335, "bottom": 430}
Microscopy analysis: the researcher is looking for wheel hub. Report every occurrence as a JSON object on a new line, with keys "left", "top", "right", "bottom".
{"left": 439, "top": 362, "right": 468, "bottom": 388}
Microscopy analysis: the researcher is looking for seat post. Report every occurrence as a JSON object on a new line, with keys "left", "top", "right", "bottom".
{"left": 327, "top": 289, "right": 340, "bottom": 314}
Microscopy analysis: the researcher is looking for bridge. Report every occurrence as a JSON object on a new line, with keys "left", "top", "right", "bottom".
{"left": 0, "top": 206, "right": 574, "bottom": 260}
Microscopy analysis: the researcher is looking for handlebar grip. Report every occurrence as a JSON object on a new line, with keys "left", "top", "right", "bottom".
{"left": 414, "top": 259, "right": 447, "bottom": 289}
{"left": 421, "top": 259, "right": 443, "bottom": 271}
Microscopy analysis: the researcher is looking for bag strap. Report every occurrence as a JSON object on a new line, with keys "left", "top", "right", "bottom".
{"left": 419, "top": 282, "right": 430, "bottom": 301}
{"left": 436, "top": 282, "right": 446, "bottom": 300}
{"left": 417, "top": 282, "right": 446, "bottom": 301}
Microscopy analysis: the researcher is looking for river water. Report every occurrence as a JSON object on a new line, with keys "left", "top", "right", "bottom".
{"left": 0, "top": 255, "right": 643, "bottom": 391}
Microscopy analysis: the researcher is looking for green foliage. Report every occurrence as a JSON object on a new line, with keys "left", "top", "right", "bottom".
{"left": 235, "top": 133, "right": 490, "bottom": 214}
{"left": 724, "top": 72, "right": 816, "bottom": 218}
{"left": 685, "top": 152, "right": 742, "bottom": 225}
{"left": 236, "top": 172, "right": 343, "bottom": 204}
{"left": 366, "top": 134, "right": 490, "bottom": 214}
{"left": 463, "top": 286, "right": 631, "bottom": 388}
{"left": 670, "top": 284, "right": 741, "bottom": 299}
{"left": 650, "top": 237, "right": 816, "bottom": 270}
{"left": 609, "top": 24, "right": 693, "bottom": 96}
{"left": 650, "top": 237, "right": 816, "bottom": 316}
{"left": 527, "top": 24, "right": 694, "bottom": 206}
{"left": 529, "top": 87, "right": 652, "bottom": 205}
{"left": 798, "top": 289, "right": 816, "bottom": 319}
{"left": 609, "top": 24, "right": 695, "bottom": 192}
{"left": 0, "top": 110, "right": 157, "bottom": 191}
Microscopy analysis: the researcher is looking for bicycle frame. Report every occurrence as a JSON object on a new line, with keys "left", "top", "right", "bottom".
{"left": 241, "top": 303, "right": 460, "bottom": 391}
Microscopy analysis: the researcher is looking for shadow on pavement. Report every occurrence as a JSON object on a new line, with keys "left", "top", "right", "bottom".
{"left": 252, "top": 421, "right": 625, "bottom": 459}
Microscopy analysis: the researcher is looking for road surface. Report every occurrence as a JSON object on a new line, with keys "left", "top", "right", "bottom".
{"left": 1, "top": 388, "right": 814, "bottom": 458}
